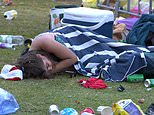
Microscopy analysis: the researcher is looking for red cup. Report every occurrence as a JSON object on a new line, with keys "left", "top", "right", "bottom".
{"left": 80, "top": 107, "right": 95, "bottom": 115}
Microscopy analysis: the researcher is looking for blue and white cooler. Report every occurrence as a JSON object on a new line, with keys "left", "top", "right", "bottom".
{"left": 61, "top": 7, "right": 114, "bottom": 38}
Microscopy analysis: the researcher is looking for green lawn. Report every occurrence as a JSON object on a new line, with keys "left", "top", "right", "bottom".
{"left": 0, "top": 0, "right": 154, "bottom": 115}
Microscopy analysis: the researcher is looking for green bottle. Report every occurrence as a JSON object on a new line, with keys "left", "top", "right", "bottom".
{"left": 127, "top": 74, "right": 144, "bottom": 82}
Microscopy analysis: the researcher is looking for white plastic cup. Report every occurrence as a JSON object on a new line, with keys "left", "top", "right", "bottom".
{"left": 97, "top": 106, "right": 113, "bottom": 115}
{"left": 49, "top": 105, "right": 59, "bottom": 115}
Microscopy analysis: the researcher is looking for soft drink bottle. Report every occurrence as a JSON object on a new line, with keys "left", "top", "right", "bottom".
{"left": 0, "top": 35, "right": 24, "bottom": 46}
{"left": 4, "top": 10, "right": 17, "bottom": 20}
{"left": 127, "top": 74, "right": 144, "bottom": 82}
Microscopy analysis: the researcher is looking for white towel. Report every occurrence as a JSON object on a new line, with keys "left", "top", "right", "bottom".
{"left": 0, "top": 64, "right": 23, "bottom": 80}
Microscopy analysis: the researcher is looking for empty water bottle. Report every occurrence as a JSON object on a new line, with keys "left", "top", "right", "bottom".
{"left": 0, "top": 88, "right": 19, "bottom": 115}
{"left": 0, "top": 35, "right": 24, "bottom": 46}
{"left": 0, "top": 43, "right": 15, "bottom": 49}
{"left": 4, "top": 10, "right": 17, "bottom": 20}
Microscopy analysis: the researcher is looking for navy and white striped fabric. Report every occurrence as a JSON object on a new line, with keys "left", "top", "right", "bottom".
{"left": 51, "top": 26, "right": 149, "bottom": 82}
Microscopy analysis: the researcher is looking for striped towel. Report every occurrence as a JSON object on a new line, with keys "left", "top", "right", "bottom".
{"left": 51, "top": 25, "right": 149, "bottom": 82}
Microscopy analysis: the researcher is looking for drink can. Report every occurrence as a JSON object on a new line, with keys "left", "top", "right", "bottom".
{"left": 144, "top": 79, "right": 154, "bottom": 88}
{"left": 127, "top": 74, "right": 144, "bottom": 82}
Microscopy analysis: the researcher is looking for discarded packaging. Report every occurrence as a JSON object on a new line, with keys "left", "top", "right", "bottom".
{"left": 146, "top": 88, "right": 152, "bottom": 91}
{"left": 117, "top": 85, "right": 125, "bottom": 92}
{"left": 97, "top": 106, "right": 113, "bottom": 115}
{"left": 112, "top": 99, "right": 144, "bottom": 115}
{"left": 4, "top": 10, "right": 17, "bottom": 20}
{"left": 127, "top": 74, "right": 144, "bottom": 82}
{"left": 0, "top": 42, "right": 15, "bottom": 49}
{"left": 80, "top": 107, "right": 95, "bottom": 115}
{"left": 60, "top": 108, "right": 78, "bottom": 115}
{"left": 144, "top": 79, "right": 154, "bottom": 88}
{"left": 0, "top": 88, "right": 19, "bottom": 114}
{"left": 0, "top": 35, "right": 24, "bottom": 46}
{"left": 49, "top": 104, "right": 59, "bottom": 115}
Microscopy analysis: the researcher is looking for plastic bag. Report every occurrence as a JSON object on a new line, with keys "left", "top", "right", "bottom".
{"left": 60, "top": 108, "right": 78, "bottom": 115}
{"left": 0, "top": 88, "right": 19, "bottom": 115}
{"left": 112, "top": 99, "right": 144, "bottom": 115}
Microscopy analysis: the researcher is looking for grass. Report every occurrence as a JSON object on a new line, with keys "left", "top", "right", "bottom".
{"left": 0, "top": 0, "right": 154, "bottom": 115}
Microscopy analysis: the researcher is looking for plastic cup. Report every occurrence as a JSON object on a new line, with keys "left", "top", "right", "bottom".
{"left": 49, "top": 105, "right": 59, "bottom": 115}
{"left": 97, "top": 106, "right": 113, "bottom": 115}
{"left": 80, "top": 107, "right": 95, "bottom": 115}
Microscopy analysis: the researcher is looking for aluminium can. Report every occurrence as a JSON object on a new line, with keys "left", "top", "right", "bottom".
{"left": 144, "top": 79, "right": 154, "bottom": 88}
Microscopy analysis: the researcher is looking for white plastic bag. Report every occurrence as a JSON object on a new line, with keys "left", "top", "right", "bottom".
{"left": 0, "top": 88, "right": 19, "bottom": 115}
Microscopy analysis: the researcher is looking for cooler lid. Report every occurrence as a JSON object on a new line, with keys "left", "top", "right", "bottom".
{"left": 63, "top": 7, "right": 114, "bottom": 23}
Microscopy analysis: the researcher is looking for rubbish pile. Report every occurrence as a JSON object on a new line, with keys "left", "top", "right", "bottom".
{"left": 49, "top": 98, "right": 154, "bottom": 115}
{"left": 0, "top": 0, "right": 25, "bottom": 49}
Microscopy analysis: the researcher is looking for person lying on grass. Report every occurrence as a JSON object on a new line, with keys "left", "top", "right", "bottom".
{"left": 15, "top": 26, "right": 154, "bottom": 81}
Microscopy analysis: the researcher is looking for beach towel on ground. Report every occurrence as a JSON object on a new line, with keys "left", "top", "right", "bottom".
{"left": 51, "top": 26, "right": 149, "bottom": 82}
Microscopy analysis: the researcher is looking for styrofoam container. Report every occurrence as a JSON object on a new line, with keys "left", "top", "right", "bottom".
{"left": 61, "top": 7, "right": 114, "bottom": 38}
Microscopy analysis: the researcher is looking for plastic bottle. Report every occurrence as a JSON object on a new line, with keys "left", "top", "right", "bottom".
{"left": 4, "top": 10, "right": 17, "bottom": 20}
{"left": 127, "top": 74, "right": 144, "bottom": 82}
{"left": 0, "top": 35, "right": 24, "bottom": 46}
{"left": 0, "top": 42, "right": 15, "bottom": 49}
